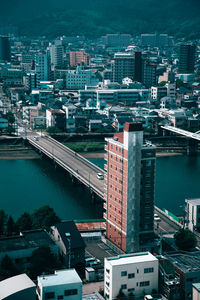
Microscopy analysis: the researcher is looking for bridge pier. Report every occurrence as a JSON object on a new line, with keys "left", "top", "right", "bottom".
{"left": 187, "top": 139, "right": 198, "bottom": 156}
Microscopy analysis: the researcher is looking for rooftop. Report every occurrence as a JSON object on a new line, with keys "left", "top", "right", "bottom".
{"left": 38, "top": 269, "right": 82, "bottom": 287}
{"left": 193, "top": 282, "right": 200, "bottom": 292}
{"left": 166, "top": 252, "right": 200, "bottom": 273}
{"left": 185, "top": 198, "right": 200, "bottom": 206}
{"left": 0, "top": 230, "right": 55, "bottom": 252}
{"left": 0, "top": 274, "right": 35, "bottom": 299}
{"left": 106, "top": 252, "right": 157, "bottom": 266}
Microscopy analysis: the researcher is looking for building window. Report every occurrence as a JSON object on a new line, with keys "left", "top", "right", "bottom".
{"left": 58, "top": 296, "right": 64, "bottom": 300}
{"left": 144, "top": 267, "right": 154, "bottom": 273}
{"left": 45, "top": 292, "right": 55, "bottom": 299}
{"left": 106, "top": 281, "right": 110, "bottom": 287}
{"left": 128, "top": 288, "right": 135, "bottom": 292}
{"left": 140, "top": 281, "right": 150, "bottom": 287}
{"left": 121, "top": 271, "right": 127, "bottom": 277}
{"left": 64, "top": 289, "right": 78, "bottom": 296}
{"left": 128, "top": 273, "right": 135, "bottom": 278}
{"left": 106, "top": 268, "right": 110, "bottom": 274}
{"left": 121, "top": 284, "right": 127, "bottom": 290}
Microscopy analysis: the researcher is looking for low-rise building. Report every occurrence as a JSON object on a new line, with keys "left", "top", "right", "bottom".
{"left": 166, "top": 252, "right": 200, "bottom": 299}
{"left": 0, "top": 230, "right": 58, "bottom": 267}
{"left": 37, "top": 269, "right": 82, "bottom": 300}
{"left": 193, "top": 283, "right": 200, "bottom": 300}
{"left": 185, "top": 198, "right": 200, "bottom": 232}
{"left": 50, "top": 221, "right": 85, "bottom": 276}
{"left": 104, "top": 252, "right": 158, "bottom": 300}
{"left": 46, "top": 109, "right": 66, "bottom": 130}
{"left": 0, "top": 274, "right": 36, "bottom": 300}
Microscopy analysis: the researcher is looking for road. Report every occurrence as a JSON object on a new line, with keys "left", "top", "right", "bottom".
{"left": 28, "top": 135, "right": 105, "bottom": 198}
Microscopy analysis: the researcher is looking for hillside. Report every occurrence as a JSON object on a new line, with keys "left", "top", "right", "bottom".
{"left": 1, "top": 0, "right": 200, "bottom": 38}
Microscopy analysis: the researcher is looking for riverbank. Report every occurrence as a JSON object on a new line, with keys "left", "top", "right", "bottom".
{"left": 0, "top": 148, "right": 40, "bottom": 159}
{"left": 81, "top": 151, "right": 184, "bottom": 159}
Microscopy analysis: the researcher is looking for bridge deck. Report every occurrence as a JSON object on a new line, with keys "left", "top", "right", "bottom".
{"left": 162, "top": 125, "right": 200, "bottom": 141}
{"left": 28, "top": 136, "right": 105, "bottom": 198}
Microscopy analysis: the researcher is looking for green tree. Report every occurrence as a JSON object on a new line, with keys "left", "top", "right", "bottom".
{"left": 32, "top": 205, "right": 60, "bottom": 230}
{"left": 6, "top": 112, "right": 15, "bottom": 125}
{"left": 29, "top": 246, "right": 61, "bottom": 278}
{"left": 159, "top": 81, "right": 167, "bottom": 87}
{"left": 0, "top": 210, "right": 7, "bottom": 235}
{"left": 176, "top": 79, "right": 185, "bottom": 89}
{"left": 174, "top": 228, "right": 197, "bottom": 251}
{"left": 0, "top": 255, "right": 18, "bottom": 279}
{"left": 16, "top": 212, "right": 33, "bottom": 232}
{"left": 6, "top": 216, "right": 17, "bottom": 236}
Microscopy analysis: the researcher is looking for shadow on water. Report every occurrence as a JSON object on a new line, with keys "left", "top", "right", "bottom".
{"left": 0, "top": 158, "right": 102, "bottom": 220}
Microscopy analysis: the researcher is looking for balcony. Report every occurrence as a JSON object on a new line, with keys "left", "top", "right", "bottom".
{"left": 104, "top": 202, "right": 107, "bottom": 210}
{"left": 103, "top": 212, "right": 107, "bottom": 219}
{"left": 104, "top": 145, "right": 108, "bottom": 151}
{"left": 104, "top": 164, "right": 107, "bottom": 171}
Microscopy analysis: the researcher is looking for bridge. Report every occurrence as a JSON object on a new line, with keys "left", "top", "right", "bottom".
{"left": 28, "top": 135, "right": 105, "bottom": 199}
{"left": 161, "top": 125, "right": 200, "bottom": 155}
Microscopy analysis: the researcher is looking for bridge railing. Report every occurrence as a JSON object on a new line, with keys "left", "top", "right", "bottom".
{"left": 46, "top": 136, "right": 105, "bottom": 174}
{"left": 28, "top": 138, "right": 104, "bottom": 198}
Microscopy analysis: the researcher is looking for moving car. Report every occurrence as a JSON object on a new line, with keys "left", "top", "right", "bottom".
{"left": 97, "top": 173, "right": 104, "bottom": 180}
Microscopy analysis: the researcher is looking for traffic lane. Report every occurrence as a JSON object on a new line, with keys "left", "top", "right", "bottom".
{"left": 31, "top": 137, "right": 105, "bottom": 192}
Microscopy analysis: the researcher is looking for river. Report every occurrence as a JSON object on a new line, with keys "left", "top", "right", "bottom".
{"left": 0, "top": 155, "right": 200, "bottom": 220}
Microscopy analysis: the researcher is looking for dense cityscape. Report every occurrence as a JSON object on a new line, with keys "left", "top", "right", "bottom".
{"left": 0, "top": 11, "right": 200, "bottom": 300}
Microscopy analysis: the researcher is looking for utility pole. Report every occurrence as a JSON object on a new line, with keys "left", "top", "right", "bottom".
{"left": 65, "top": 233, "right": 71, "bottom": 269}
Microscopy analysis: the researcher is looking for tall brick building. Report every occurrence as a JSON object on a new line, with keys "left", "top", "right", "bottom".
{"left": 104, "top": 122, "right": 156, "bottom": 253}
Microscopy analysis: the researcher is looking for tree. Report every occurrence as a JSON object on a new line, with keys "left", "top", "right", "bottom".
{"left": 29, "top": 246, "right": 62, "bottom": 278}
{"left": 32, "top": 205, "right": 60, "bottom": 230}
{"left": 16, "top": 212, "right": 33, "bottom": 232}
{"left": 159, "top": 81, "right": 167, "bottom": 87}
{"left": 0, "top": 255, "right": 18, "bottom": 279}
{"left": 6, "top": 112, "right": 15, "bottom": 125}
{"left": 6, "top": 216, "right": 17, "bottom": 236}
{"left": 176, "top": 79, "right": 185, "bottom": 89}
{"left": 0, "top": 210, "right": 7, "bottom": 235}
{"left": 174, "top": 228, "right": 197, "bottom": 251}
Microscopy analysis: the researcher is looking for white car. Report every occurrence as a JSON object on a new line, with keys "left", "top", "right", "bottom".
{"left": 154, "top": 214, "right": 161, "bottom": 222}
{"left": 97, "top": 173, "right": 104, "bottom": 180}
{"left": 33, "top": 137, "right": 39, "bottom": 141}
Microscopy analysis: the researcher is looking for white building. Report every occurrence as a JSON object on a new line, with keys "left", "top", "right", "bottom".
{"left": 50, "top": 39, "right": 64, "bottom": 67}
{"left": 185, "top": 198, "right": 200, "bottom": 232}
{"left": 193, "top": 283, "right": 200, "bottom": 300}
{"left": 37, "top": 269, "right": 82, "bottom": 300}
{"left": 104, "top": 252, "right": 158, "bottom": 300}
{"left": 0, "top": 274, "right": 36, "bottom": 300}
{"left": 79, "top": 87, "right": 149, "bottom": 106}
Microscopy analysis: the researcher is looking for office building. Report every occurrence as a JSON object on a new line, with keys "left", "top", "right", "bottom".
{"left": 151, "top": 86, "right": 167, "bottom": 100}
{"left": 66, "top": 66, "right": 98, "bottom": 89}
{"left": 142, "top": 61, "right": 157, "bottom": 88}
{"left": 104, "top": 252, "right": 158, "bottom": 300}
{"left": 69, "top": 51, "right": 90, "bottom": 67}
{"left": 134, "top": 51, "right": 142, "bottom": 83}
{"left": 79, "top": 87, "right": 149, "bottom": 106}
{"left": 50, "top": 39, "right": 64, "bottom": 67}
{"left": 35, "top": 52, "right": 51, "bottom": 87}
{"left": 185, "top": 198, "right": 200, "bottom": 232}
{"left": 0, "top": 36, "right": 11, "bottom": 62}
{"left": 113, "top": 53, "right": 134, "bottom": 83}
{"left": 0, "top": 274, "right": 36, "bottom": 300}
{"left": 178, "top": 43, "right": 196, "bottom": 74}
{"left": 37, "top": 269, "right": 82, "bottom": 300}
{"left": 104, "top": 122, "right": 156, "bottom": 253}
{"left": 102, "top": 34, "right": 132, "bottom": 48}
